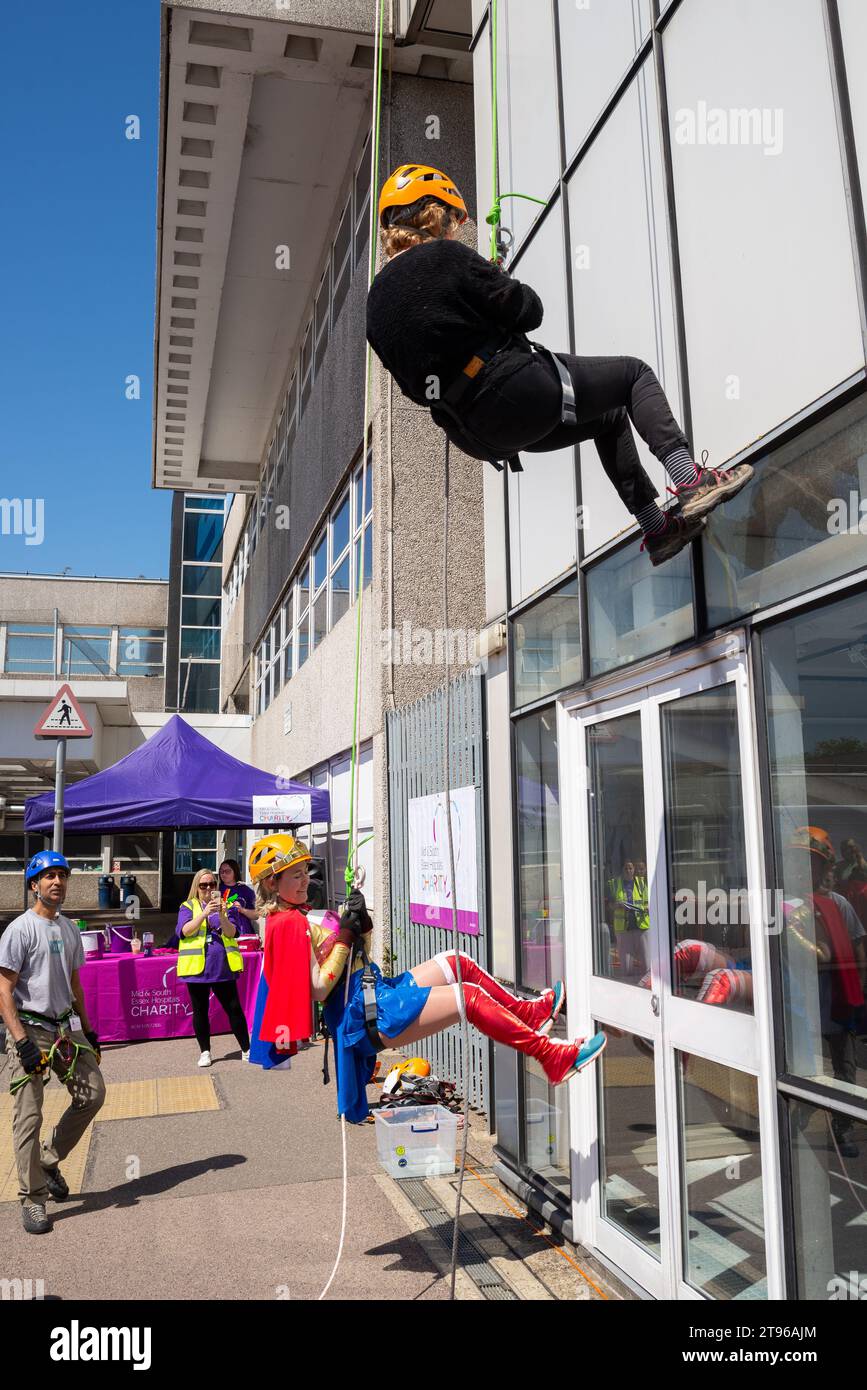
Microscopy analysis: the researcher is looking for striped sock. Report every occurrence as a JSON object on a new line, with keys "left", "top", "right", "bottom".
{"left": 663, "top": 447, "right": 701, "bottom": 488}
{"left": 635, "top": 501, "right": 668, "bottom": 536}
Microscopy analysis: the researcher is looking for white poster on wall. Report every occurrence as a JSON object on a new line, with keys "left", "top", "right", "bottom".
{"left": 407, "top": 785, "right": 479, "bottom": 935}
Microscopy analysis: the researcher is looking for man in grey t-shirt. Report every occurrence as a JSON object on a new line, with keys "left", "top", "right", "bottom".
{"left": 0, "top": 851, "right": 105, "bottom": 1234}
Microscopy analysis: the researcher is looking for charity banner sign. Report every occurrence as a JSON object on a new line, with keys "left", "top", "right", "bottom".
{"left": 252, "top": 793, "right": 312, "bottom": 825}
{"left": 408, "top": 785, "right": 479, "bottom": 935}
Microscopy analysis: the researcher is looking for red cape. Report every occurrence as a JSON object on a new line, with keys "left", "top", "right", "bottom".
{"left": 259, "top": 908, "right": 313, "bottom": 1043}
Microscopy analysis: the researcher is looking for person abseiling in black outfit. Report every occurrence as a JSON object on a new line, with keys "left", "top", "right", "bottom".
{"left": 365, "top": 165, "right": 753, "bottom": 567}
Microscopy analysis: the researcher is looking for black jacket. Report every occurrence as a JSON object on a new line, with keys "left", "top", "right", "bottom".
{"left": 365, "top": 239, "right": 544, "bottom": 413}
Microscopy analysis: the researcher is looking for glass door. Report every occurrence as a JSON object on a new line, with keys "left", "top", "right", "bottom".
{"left": 564, "top": 652, "right": 781, "bottom": 1300}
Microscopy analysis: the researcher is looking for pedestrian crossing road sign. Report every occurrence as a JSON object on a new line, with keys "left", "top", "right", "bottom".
{"left": 33, "top": 683, "right": 93, "bottom": 739}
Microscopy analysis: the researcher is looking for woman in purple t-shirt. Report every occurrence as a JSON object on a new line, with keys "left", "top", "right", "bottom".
{"left": 218, "top": 860, "right": 259, "bottom": 935}
{"left": 176, "top": 868, "right": 251, "bottom": 1068}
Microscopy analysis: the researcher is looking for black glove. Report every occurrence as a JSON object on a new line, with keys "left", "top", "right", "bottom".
{"left": 15, "top": 1037, "right": 44, "bottom": 1075}
{"left": 85, "top": 1030, "right": 101, "bottom": 1062}
{"left": 340, "top": 890, "right": 373, "bottom": 937}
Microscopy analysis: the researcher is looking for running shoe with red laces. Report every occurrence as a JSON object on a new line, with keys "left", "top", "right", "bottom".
{"left": 668, "top": 451, "right": 754, "bottom": 521}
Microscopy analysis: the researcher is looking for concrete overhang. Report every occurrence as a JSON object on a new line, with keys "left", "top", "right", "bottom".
{"left": 153, "top": 1, "right": 472, "bottom": 495}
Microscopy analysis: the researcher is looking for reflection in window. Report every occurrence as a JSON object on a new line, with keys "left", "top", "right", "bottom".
{"left": 4, "top": 624, "right": 55, "bottom": 674}
{"left": 588, "top": 714, "right": 650, "bottom": 986}
{"left": 763, "top": 593, "right": 867, "bottom": 1104}
{"left": 61, "top": 627, "right": 111, "bottom": 677}
{"left": 523, "top": 1052, "right": 570, "bottom": 1196}
{"left": 174, "top": 829, "right": 217, "bottom": 875}
{"left": 704, "top": 395, "right": 867, "bottom": 626}
{"left": 513, "top": 579, "right": 581, "bottom": 708}
{"left": 661, "top": 685, "right": 752, "bottom": 1015}
{"left": 789, "top": 1098, "right": 867, "bottom": 1300}
{"left": 587, "top": 541, "right": 693, "bottom": 678}
{"left": 677, "top": 1053, "right": 766, "bottom": 1300}
{"left": 598, "top": 1027, "right": 660, "bottom": 1259}
{"left": 515, "top": 709, "right": 563, "bottom": 991}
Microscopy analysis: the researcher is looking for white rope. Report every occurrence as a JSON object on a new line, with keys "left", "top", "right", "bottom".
{"left": 443, "top": 438, "right": 471, "bottom": 1300}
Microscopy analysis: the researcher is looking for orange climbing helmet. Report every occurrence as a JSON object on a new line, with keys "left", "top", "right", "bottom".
{"left": 248, "top": 832, "right": 312, "bottom": 885}
{"left": 378, "top": 164, "right": 468, "bottom": 229}
{"left": 788, "top": 826, "right": 836, "bottom": 863}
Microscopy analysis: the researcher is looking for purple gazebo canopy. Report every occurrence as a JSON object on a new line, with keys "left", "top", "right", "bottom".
{"left": 24, "top": 714, "right": 329, "bottom": 833}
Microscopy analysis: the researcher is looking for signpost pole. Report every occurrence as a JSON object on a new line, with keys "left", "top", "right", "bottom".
{"left": 53, "top": 737, "right": 66, "bottom": 854}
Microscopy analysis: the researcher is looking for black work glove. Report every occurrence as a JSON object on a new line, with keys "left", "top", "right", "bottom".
{"left": 85, "top": 1030, "right": 101, "bottom": 1063}
{"left": 15, "top": 1037, "right": 44, "bottom": 1075}
{"left": 340, "top": 890, "right": 373, "bottom": 938}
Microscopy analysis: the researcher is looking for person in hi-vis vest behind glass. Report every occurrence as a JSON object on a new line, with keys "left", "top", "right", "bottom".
{"left": 606, "top": 859, "right": 650, "bottom": 976}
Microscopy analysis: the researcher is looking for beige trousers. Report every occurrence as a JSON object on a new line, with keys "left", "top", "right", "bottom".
{"left": 7, "top": 1022, "right": 105, "bottom": 1203}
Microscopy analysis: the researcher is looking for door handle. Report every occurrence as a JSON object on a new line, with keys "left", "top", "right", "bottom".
{"left": 651, "top": 993, "right": 660, "bottom": 1016}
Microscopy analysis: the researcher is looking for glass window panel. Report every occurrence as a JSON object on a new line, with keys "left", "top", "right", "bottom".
{"left": 588, "top": 713, "right": 650, "bottom": 985}
{"left": 301, "top": 370, "right": 312, "bottom": 414}
{"left": 567, "top": 65, "right": 681, "bottom": 556}
{"left": 331, "top": 554, "right": 350, "bottom": 627}
{"left": 6, "top": 623, "right": 53, "bottom": 634}
{"left": 332, "top": 493, "right": 350, "bottom": 559}
{"left": 677, "top": 1053, "right": 766, "bottom": 1300}
{"left": 178, "top": 660, "right": 220, "bottom": 713}
{"left": 119, "top": 627, "right": 165, "bottom": 639}
{"left": 355, "top": 467, "right": 372, "bottom": 525}
{"left": 181, "top": 596, "right": 220, "bottom": 628}
{"left": 180, "top": 628, "right": 221, "bottom": 660}
{"left": 312, "top": 589, "right": 327, "bottom": 649}
{"left": 63, "top": 835, "right": 104, "bottom": 872}
{"left": 523, "top": 1053, "right": 570, "bottom": 1196}
{"left": 298, "top": 564, "right": 310, "bottom": 612}
{"left": 557, "top": 0, "right": 652, "bottom": 160}
{"left": 512, "top": 578, "right": 581, "bottom": 708}
{"left": 0, "top": 835, "right": 28, "bottom": 871}
{"left": 515, "top": 709, "right": 564, "bottom": 990}
{"left": 588, "top": 539, "right": 693, "bottom": 677}
{"left": 354, "top": 210, "right": 369, "bottom": 270}
{"left": 62, "top": 632, "right": 111, "bottom": 676}
{"left": 661, "top": 685, "right": 753, "bottom": 1015}
{"left": 5, "top": 634, "right": 55, "bottom": 673}
{"left": 788, "top": 1097, "right": 867, "bottom": 1300}
{"left": 334, "top": 197, "right": 351, "bottom": 270}
{"left": 332, "top": 258, "right": 350, "bottom": 325}
{"left": 183, "top": 497, "right": 224, "bottom": 512}
{"left": 111, "top": 834, "right": 159, "bottom": 870}
{"left": 182, "top": 563, "right": 222, "bottom": 597}
{"left": 505, "top": 211, "right": 576, "bottom": 600}
{"left": 301, "top": 324, "right": 313, "bottom": 382}
{"left": 664, "top": 0, "right": 862, "bottom": 467}
{"left": 284, "top": 636, "right": 293, "bottom": 683}
{"left": 598, "top": 1026, "right": 660, "bottom": 1259}
{"left": 354, "top": 526, "right": 373, "bottom": 594}
{"left": 313, "top": 533, "right": 328, "bottom": 592}
{"left": 354, "top": 140, "right": 371, "bottom": 211}
{"left": 297, "top": 621, "right": 310, "bottom": 671}
{"left": 763, "top": 592, "right": 867, "bottom": 1102}
{"left": 704, "top": 395, "right": 867, "bottom": 626}
{"left": 315, "top": 269, "right": 330, "bottom": 340}
{"left": 183, "top": 510, "right": 223, "bottom": 563}
{"left": 496, "top": 0, "right": 559, "bottom": 252}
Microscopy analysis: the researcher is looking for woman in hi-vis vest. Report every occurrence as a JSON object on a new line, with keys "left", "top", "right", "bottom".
{"left": 176, "top": 867, "right": 251, "bottom": 1069}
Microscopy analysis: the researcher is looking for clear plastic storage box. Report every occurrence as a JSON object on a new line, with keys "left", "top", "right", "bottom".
{"left": 374, "top": 1104, "right": 458, "bottom": 1179}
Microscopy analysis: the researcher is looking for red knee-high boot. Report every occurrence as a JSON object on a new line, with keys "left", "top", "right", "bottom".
{"left": 436, "top": 952, "right": 564, "bottom": 1032}
{"left": 461, "top": 983, "right": 592, "bottom": 1087}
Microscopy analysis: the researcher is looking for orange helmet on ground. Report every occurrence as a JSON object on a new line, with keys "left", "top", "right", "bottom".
{"left": 788, "top": 826, "right": 836, "bottom": 863}
{"left": 248, "top": 833, "right": 312, "bottom": 885}
{"left": 378, "top": 164, "right": 468, "bottom": 229}
{"left": 382, "top": 1057, "right": 432, "bottom": 1094}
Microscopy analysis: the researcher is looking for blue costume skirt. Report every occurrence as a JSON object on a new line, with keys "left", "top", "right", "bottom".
{"left": 248, "top": 971, "right": 294, "bottom": 1070}
{"left": 323, "top": 964, "right": 430, "bottom": 1123}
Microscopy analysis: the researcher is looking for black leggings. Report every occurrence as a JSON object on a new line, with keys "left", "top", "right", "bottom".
{"left": 455, "top": 349, "right": 690, "bottom": 514}
{"left": 186, "top": 980, "right": 250, "bottom": 1053}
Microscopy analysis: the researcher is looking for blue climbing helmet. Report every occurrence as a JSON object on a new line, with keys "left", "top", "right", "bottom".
{"left": 25, "top": 850, "right": 70, "bottom": 887}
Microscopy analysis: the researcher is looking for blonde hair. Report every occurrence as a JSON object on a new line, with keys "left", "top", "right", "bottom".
{"left": 188, "top": 867, "right": 220, "bottom": 904}
{"left": 381, "top": 200, "right": 459, "bottom": 260}
{"left": 255, "top": 876, "right": 279, "bottom": 915}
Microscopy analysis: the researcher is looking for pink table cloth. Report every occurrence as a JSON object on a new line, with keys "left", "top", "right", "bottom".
{"left": 78, "top": 950, "right": 263, "bottom": 1043}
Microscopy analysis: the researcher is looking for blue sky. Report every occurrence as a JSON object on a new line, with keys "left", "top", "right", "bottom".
{"left": 0, "top": 0, "right": 172, "bottom": 579}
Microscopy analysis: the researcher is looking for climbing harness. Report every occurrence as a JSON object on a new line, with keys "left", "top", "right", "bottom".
{"left": 10, "top": 1011, "right": 99, "bottom": 1095}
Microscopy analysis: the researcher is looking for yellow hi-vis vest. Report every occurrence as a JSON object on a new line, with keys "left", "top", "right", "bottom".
{"left": 176, "top": 899, "right": 243, "bottom": 978}
{"left": 608, "top": 877, "right": 650, "bottom": 933}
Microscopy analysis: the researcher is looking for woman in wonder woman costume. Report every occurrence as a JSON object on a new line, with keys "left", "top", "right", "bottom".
{"left": 247, "top": 832, "right": 607, "bottom": 1122}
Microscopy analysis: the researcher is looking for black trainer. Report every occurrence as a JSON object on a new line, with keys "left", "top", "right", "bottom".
{"left": 640, "top": 511, "right": 707, "bottom": 567}
{"left": 21, "top": 1202, "right": 51, "bottom": 1235}
{"left": 43, "top": 1165, "right": 69, "bottom": 1201}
